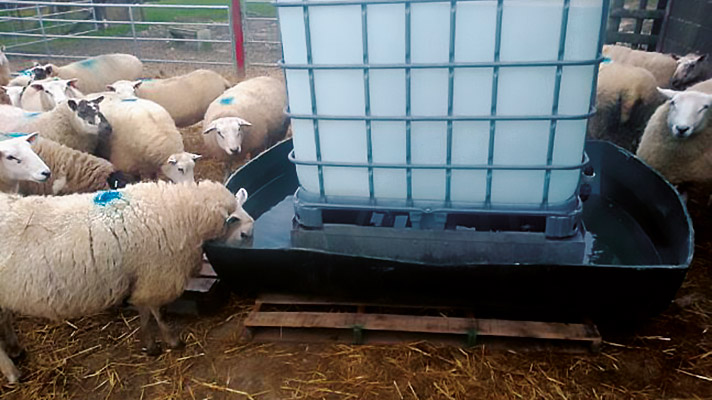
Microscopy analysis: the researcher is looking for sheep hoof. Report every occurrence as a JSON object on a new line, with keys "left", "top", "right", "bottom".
{"left": 3, "top": 367, "right": 21, "bottom": 385}
{"left": 141, "top": 342, "right": 162, "bottom": 357}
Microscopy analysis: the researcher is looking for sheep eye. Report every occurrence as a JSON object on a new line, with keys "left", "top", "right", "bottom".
{"left": 178, "top": 168, "right": 185, "bottom": 173}
{"left": 217, "top": 131, "right": 224, "bottom": 138}
{"left": 226, "top": 216, "right": 240, "bottom": 224}
{"left": 671, "top": 100, "right": 676, "bottom": 107}
{"left": 6, "top": 155, "right": 20, "bottom": 163}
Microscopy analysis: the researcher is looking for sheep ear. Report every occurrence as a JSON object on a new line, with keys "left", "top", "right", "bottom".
{"left": 67, "top": 79, "right": 79, "bottom": 88}
{"left": 25, "top": 132, "right": 39, "bottom": 144}
{"left": 657, "top": 87, "right": 677, "bottom": 99}
{"left": 67, "top": 99, "right": 78, "bottom": 111}
{"left": 133, "top": 80, "right": 143, "bottom": 90}
{"left": 30, "top": 83, "right": 44, "bottom": 91}
{"left": 698, "top": 54, "right": 708, "bottom": 63}
{"left": 237, "top": 118, "right": 252, "bottom": 127}
{"left": 106, "top": 84, "right": 116, "bottom": 92}
{"left": 45, "top": 65, "right": 53, "bottom": 75}
{"left": 190, "top": 153, "right": 202, "bottom": 161}
{"left": 235, "top": 188, "right": 248, "bottom": 205}
{"left": 203, "top": 122, "right": 217, "bottom": 135}
{"left": 91, "top": 95, "right": 104, "bottom": 104}
{"left": 167, "top": 156, "right": 177, "bottom": 165}
{"left": 671, "top": 54, "right": 681, "bottom": 61}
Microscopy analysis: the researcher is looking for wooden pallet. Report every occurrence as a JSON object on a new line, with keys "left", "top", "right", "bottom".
{"left": 242, "top": 294, "right": 602, "bottom": 352}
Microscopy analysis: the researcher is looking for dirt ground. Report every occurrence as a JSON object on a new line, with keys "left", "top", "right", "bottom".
{"left": 2, "top": 31, "right": 712, "bottom": 399}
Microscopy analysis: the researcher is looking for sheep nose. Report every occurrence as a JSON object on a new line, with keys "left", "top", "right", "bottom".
{"left": 675, "top": 125, "right": 691, "bottom": 136}
{"left": 241, "top": 231, "right": 250, "bottom": 238}
{"left": 41, "top": 170, "right": 51, "bottom": 179}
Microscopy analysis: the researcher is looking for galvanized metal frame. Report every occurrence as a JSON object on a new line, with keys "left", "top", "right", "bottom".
{"left": 0, "top": 0, "right": 234, "bottom": 67}
{"left": 279, "top": 0, "right": 610, "bottom": 232}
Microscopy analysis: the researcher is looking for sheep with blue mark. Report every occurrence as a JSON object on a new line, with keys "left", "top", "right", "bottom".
{"left": 0, "top": 97, "right": 109, "bottom": 154}
{"left": 202, "top": 76, "right": 289, "bottom": 168}
{"left": 107, "top": 69, "right": 231, "bottom": 127}
{"left": 0, "top": 180, "right": 254, "bottom": 384}
{"left": 42, "top": 54, "right": 143, "bottom": 94}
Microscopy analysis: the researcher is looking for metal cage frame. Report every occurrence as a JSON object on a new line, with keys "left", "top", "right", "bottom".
{"left": 277, "top": 0, "right": 611, "bottom": 236}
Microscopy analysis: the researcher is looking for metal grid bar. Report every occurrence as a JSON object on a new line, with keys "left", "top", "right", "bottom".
{"left": 2, "top": 1, "right": 229, "bottom": 9}
{"left": 405, "top": 1, "right": 412, "bottom": 206}
{"left": 361, "top": 3, "right": 375, "bottom": 202}
{"left": 3, "top": 52, "right": 234, "bottom": 65}
{"left": 302, "top": 0, "right": 326, "bottom": 200}
{"left": 541, "top": 0, "right": 571, "bottom": 205}
{"left": 280, "top": 58, "right": 603, "bottom": 69}
{"left": 0, "top": 16, "right": 230, "bottom": 28}
{"left": 0, "top": 31, "right": 231, "bottom": 43}
{"left": 485, "top": 0, "right": 503, "bottom": 206}
{"left": 588, "top": 0, "right": 611, "bottom": 147}
{"left": 445, "top": 0, "right": 456, "bottom": 206}
{"left": 285, "top": 111, "right": 595, "bottom": 121}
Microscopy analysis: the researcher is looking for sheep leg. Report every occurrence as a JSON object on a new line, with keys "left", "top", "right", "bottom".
{"left": 0, "top": 347, "right": 20, "bottom": 385}
{"left": 0, "top": 310, "right": 23, "bottom": 360}
{"left": 0, "top": 311, "right": 20, "bottom": 384}
{"left": 149, "top": 307, "right": 183, "bottom": 350}
{"left": 138, "top": 307, "right": 161, "bottom": 356}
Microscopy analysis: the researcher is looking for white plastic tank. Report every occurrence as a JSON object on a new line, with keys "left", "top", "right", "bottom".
{"left": 279, "top": 0, "right": 605, "bottom": 207}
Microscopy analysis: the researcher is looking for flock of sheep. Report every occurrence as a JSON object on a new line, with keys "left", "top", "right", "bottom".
{"left": 590, "top": 44, "right": 712, "bottom": 190}
{"left": 0, "top": 50, "right": 290, "bottom": 384}
{"left": 0, "top": 41, "right": 710, "bottom": 385}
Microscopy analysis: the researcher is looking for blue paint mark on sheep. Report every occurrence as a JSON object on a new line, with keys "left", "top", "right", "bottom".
{"left": 24, "top": 112, "right": 41, "bottom": 119}
{"left": 602, "top": 57, "right": 612, "bottom": 64}
{"left": 0, "top": 133, "right": 29, "bottom": 141}
{"left": 79, "top": 58, "right": 97, "bottom": 68}
{"left": 121, "top": 98, "right": 138, "bottom": 102}
{"left": 219, "top": 97, "right": 234, "bottom": 105}
{"left": 94, "top": 191, "right": 123, "bottom": 206}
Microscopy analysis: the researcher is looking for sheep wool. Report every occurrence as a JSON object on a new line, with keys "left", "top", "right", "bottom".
{"left": 19, "top": 137, "right": 126, "bottom": 195}
{"left": 202, "top": 76, "right": 288, "bottom": 161}
{"left": 133, "top": 70, "right": 231, "bottom": 127}
{"left": 603, "top": 44, "right": 678, "bottom": 88}
{"left": 50, "top": 54, "right": 143, "bottom": 94}
{"left": 0, "top": 180, "right": 238, "bottom": 321}
{"left": 0, "top": 48, "right": 9, "bottom": 86}
{"left": 98, "top": 97, "right": 184, "bottom": 178}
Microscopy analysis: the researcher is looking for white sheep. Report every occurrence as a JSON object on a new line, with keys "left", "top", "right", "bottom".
{"left": 603, "top": 44, "right": 678, "bottom": 88}
{"left": 0, "top": 132, "right": 51, "bottom": 193}
{"left": 161, "top": 152, "right": 200, "bottom": 183}
{"left": 95, "top": 96, "right": 184, "bottom": 179}
{"left": 0, "top": 181, "right": 254, "bottom": 384}
{"left": 587, "top": 62, "right": 664, "bottom": 151}
{"left": 636, "top": 79, "right": 712, "bottom": 185}
{"left": 108, "top": 69, "right": 231, "bottom": 127}
{"left": 0, "top": 97, "right": 108, "bottom": 153}
{"left": 19, "top": 137, "right": 128, "bottom": 195}
{"left": 671, "top": 53, "right": 711, "bottom": 90}
{"left": 203, "top": 76, "right": 288, "bottom": 162}
{"left": 20, "top": 78, "right": 83, "bottom": 111}
{"left": 0, "top": 46, "right": 9, "bottom": 86}
{"left": 1, "top": 86, "right": 22, "bottom": 106}
{"left": 45, "top": 53, "right": 143, "bottom": 94}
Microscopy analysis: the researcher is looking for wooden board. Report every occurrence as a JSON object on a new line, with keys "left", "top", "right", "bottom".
{"left": 243, "top": 294, "right": 602, "bottom": 352}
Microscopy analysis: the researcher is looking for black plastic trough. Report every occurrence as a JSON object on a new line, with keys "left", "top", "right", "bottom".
{"left": 204, "top": 140, "right": 693, "bottom": 321}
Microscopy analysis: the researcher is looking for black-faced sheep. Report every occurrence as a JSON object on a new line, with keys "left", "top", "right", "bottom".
{"left": 0, "top": 97, "right": 108, "bottom": 153}
{"left": 20, "top": 78, "right": 83, "bottom": 111}
{"left": 19, "top": 137, "right": 128, "bottom": 195}
{"left": 671, "top": 53, "right": 711, "bottom": 91}
{"left": 587, "top": 62, "right": 665, "bottom": 151}
{"left": 0, "top": 181, "right": 254, "bottom": 384}
{"left": 108, "top": 69, "right": 231, "bottom": 128}
{"left": 636, "top": 79, "right": 712, "bottom": 185}
{"left": 95, "top": 96, "right": 184, "bottom": 179}
{"left": 202, "top": 76, "right": 288, "bottom": 164}
{"left": 0, "top": 133, "right": 51, "bottom": 193}
{"left": 45, "top": 53, "right": 143, "bottom": 94}
{"left": 603, "top": 44, "right": 678, "bottom": 88}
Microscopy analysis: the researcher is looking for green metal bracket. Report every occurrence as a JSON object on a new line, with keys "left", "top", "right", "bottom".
{"left": 466, "top": 329, "right": 478, "bottom": 347}
{"left": 352, "top": 324, "right": 364, "bottom": 345}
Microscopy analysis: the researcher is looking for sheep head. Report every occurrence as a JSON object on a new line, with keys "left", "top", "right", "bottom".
{"left": 203, "top": 117, "right": 252, "bottom": 156}
{"left": 658, "top": 87, "right": 712, "bottom": 139}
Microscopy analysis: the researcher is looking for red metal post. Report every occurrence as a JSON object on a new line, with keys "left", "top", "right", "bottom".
{"left": 231, "top": 0, "right": 246, "bottom": 78}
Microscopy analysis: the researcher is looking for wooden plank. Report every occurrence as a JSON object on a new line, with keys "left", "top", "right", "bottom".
{"left": 256, "top": 293, "right": 451, "bottom": 310}
{"left": 245, "top": 311, "right": 599, "bottom": 343}
{"left": 607, "top": 32, "right": 658, "bottom": 46}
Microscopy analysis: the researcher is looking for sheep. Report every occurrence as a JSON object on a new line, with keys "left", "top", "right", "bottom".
{"left": 45, "top": 53, "right": 143, "bottom": 94}
{"left": 7, "top": 63, "right": 53, "bottom": 87}
{"left": 161, "top": 152, "right": 200, "bottom": 183}
{"left": 0, "top": 181, "right": 254, "bottom": 384}
{"left": 587, "top": 62, "right": 664, "bottom": 151}
{"left": 0, "top": 46, "right": 9, "bottom": 86}
{"left": 636, "top": 79, "right": 712, "bottom": 186}
{"left": 19, "top": 78, "right": 83, "bottom": 111}
{"left": 671, "top": 53, "right": 712, "bottom": 90}
{"left": 203, "top": 76, "right": 288, "bottom": 165}
{"left": 18, "top": 137, "right": 128, "bottom": 195}
{"left": 0, "top": 97, "right": 108, "bottom": 153}
{"left": 95, "top": 96, "right": 184, "bottom": 179}
{"left": 0, "top": 87, "right": 10, "bottom": 105}
{"left": 0, "top": 132, "right": 51, "bottom": 193}
{"left": 603, "top": 44, "right": 678, "bottom": 88}
{"left": 107, "top": 69, "right": 231, "bottom": 127}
